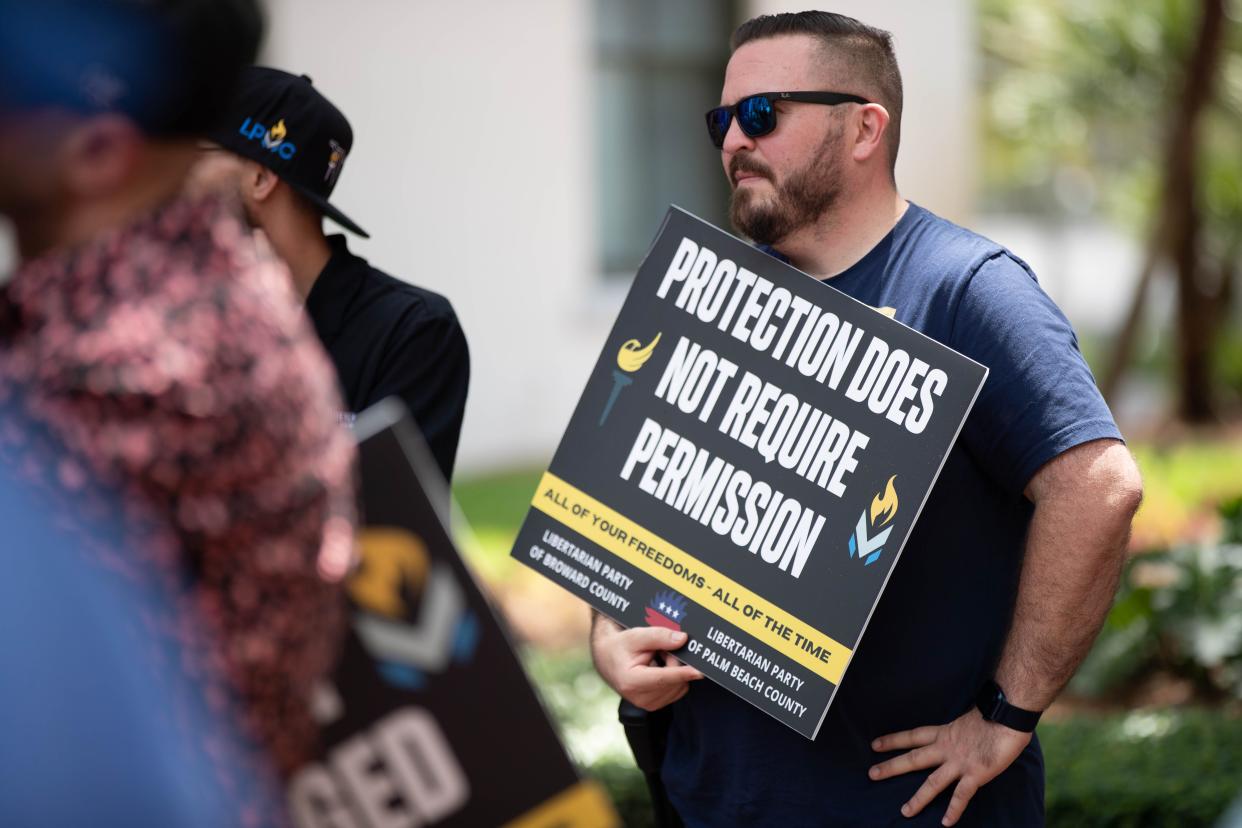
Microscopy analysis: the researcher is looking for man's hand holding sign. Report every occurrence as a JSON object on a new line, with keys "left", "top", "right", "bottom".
{"left": 591, "top": 620, "right": 703, "bottom": 712}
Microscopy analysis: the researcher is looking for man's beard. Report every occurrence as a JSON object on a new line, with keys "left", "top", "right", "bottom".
{"left": 729, "top": 121, "right": 844, "bottom": 246}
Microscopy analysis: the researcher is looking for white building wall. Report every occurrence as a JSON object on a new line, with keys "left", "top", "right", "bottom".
{"left": 0, "top": 3, "right": 1159, "bottom": 465}
{"left": 262, "top": 0, "right": 606, "bottom": 473}
{"left": 260, "top": 1, "right": 979, "bottom": 475}
{"left": 0, "top": 2, "right": 979, "bottom": 473}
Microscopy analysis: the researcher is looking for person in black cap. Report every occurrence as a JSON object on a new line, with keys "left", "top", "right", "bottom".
{"left": 191, "top": 67, "right": 470, "bottom": 482}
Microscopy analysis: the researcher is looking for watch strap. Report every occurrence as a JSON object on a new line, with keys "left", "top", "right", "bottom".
{"left": 975, "top": 679, "right": 1041, "bottom": 732}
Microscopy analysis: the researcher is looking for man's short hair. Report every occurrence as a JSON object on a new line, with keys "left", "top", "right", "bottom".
{"left": 0, "top": 0, "right": 264, "bottom": 136}
{"left": 731, "top": 11, "right": 903, "bottom": 177}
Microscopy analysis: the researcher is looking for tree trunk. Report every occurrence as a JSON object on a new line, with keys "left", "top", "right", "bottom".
{"left": 1100, "top": 225, "right": 1167, "bottom": 404}
{"left": 1171, "top": 0, "right": 1227, "bottom": 423}
{"left": 1101, "top": 0, "right": 1227, "bottom": 423}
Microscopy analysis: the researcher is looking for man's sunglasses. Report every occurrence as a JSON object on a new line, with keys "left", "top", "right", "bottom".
{"left": 705, "top": 91, "right": 870, "bottom": 148}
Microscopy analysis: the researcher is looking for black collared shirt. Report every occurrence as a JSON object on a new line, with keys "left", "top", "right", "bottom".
{"left": 306, "top": 235, "right": 469, "bottom": 481}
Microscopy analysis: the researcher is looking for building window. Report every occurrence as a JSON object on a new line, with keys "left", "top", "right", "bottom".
{"left": 594, "top": 0, "right": 736, "bottom": 278}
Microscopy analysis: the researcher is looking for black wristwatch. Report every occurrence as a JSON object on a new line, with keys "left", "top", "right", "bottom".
{"left": 975, "top": 679, "right": 1041, "bottom": 732}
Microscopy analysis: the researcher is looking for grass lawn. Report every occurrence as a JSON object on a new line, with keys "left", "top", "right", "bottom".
{"left": 452, "top": 468, "right": 542, "bottom": 583}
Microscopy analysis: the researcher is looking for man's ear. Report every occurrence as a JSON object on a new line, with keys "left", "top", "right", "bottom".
{"left": 60, "top": 115, "right": 144, "bottom": 199}
{"left": 850, "top": 103, "right": 891, "bottom": 165}
{"left": 244, "top": 162, "right": 282, "bottom": 204}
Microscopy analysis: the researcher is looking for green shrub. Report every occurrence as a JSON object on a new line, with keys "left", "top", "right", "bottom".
{"left": 521, "top": 647, "right": 661, "bottom": 825}
{"left": 1221, "top": 495, "right": 1242, "bottom": 545}
{"left": 1041, "top": 709, "right": 1242, "bottom": 827}
{"left": 1071, "top": 496, "right": 1242, "bottom": 701}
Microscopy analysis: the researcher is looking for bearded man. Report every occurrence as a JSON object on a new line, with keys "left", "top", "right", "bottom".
{"left": 590, "top": 11, "right": 1143, "bottom": 827}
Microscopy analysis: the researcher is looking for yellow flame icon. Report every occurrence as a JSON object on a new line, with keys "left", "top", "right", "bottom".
{"left": 616, "top": 332, "right": 661, "bottom": 373}
{"left": 268, "top": 119, "right": 288, "bottom": 144}
{"left": 869, "top": 475, "right": 899, "bottom": 527}
{"left": 348, "top": 527, "right": 430, "bottom": 618}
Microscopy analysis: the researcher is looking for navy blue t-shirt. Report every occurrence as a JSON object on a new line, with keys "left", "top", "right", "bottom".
{"left": 662, "top": 203, "right": 1122, "bottom": 827}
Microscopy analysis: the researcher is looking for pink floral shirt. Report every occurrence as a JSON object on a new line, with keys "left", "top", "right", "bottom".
{"left": 0, "top": 196, "right": 356, "bottom": 787}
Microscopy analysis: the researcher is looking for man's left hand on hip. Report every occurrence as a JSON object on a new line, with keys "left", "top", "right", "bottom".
{"left": 868, "top": 709, "right": 1032, "bottom": 826}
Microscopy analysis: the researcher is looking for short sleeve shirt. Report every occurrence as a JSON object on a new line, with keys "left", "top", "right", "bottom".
{"left": 662, "top": 203, "right": 1122, "bottom": 827}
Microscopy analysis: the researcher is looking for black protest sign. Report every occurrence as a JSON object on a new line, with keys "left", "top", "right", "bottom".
{"left": 288, "top": 400, "right": 617, "bottom": 828}
{"left": 509, "top": 208, "right": 987, "bottom": 738}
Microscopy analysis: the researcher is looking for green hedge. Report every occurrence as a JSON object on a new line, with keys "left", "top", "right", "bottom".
{"left": 581, "top": 709, "right": 1242, "bottom": 827}
{"left": 1041, "top": 709, "right": 1242, "bottom": 827}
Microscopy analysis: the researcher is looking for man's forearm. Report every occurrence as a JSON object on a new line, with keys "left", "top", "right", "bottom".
{"left": 994, "top": 450, "right": 1142, "bottom": 711}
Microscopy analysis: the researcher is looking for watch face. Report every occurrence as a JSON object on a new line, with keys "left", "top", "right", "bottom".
{"left": 975, "top": 679, "right": 1040, "bottom": 732}
{"left": 976, "top": 680, "right": 1004, "bottom": 720}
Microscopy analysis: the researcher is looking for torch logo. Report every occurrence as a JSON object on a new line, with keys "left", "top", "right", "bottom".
{"left": 848, "top": 475, "right": 899, "bottom": 566}
{"left": 645, "top": 589, "right": 689, "bottom": 631}
{"left": 263, "top": 118, "right": 289, "bottom": 150}
{"left": 347, "top": 527, "right": 479, "bottom": 690}
{"left": 598, "top": 332, "right": 661, "bottom": 426}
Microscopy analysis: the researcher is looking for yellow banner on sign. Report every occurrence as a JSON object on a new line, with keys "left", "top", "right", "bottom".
{"left": 531, "top": 472, "right": 851, "bottom": 684}
{"left": 502, "top": 781, "right": 618, "bottom": 828}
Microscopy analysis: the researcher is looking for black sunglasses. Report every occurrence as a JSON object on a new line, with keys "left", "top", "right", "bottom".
{"left": 705, "top": 91, "right": 870, "bottom": 148}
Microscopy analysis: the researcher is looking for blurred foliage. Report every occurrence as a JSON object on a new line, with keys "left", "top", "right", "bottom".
{"left": 1040, "top": 708, "right": 1242, "bottom": 826}
{"left": 1130, "top": 439, "right": 1242, "bottom": 547}
{"left": 1081, "top": 318, "right": 1242, "bottom": 405}
{"left": 520, "top": 648, "right": 657, "bottom": 826}
{"left": 1219, "top": 327, "right": 1242, "bottom": 397}
{"left": 521, "top": 646, "right": 631, "bottom": 767}
{"left": 980, "top": 0, "right": 1242, "bottom": 420}
{"left": 1073, "top": 496, "right": 1242, "bottom": 699}
{"left": 980, "top": 0, "right": 1242, "bottom": 242}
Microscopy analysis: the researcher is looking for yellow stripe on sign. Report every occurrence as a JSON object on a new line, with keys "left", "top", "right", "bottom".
{"left": 502, "top": 780, "right": 619, "bottom": 828}
{"left": 531, "top": 472, "right": 852, "bottom": 684}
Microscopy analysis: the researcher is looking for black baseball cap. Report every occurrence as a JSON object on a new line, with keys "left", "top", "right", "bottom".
{"left": 208, "top": 67, "right": 368, "bottom": 238}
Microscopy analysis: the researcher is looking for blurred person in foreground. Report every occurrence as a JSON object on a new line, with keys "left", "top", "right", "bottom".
{"left": 589, "top": 11, "right": 1144, "bottom": 827}
{"left": 189, "top": 68, "right": 470, "bottom": 482}
{"left": 0, "top": 0, "right": 356, "bottom": 792}
{"left": 0, "top": 444, "right": 278, "bottom": 828}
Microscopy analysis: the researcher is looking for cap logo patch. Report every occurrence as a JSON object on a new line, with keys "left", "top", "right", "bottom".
{"left": 325, "top": 139, "right": 347, "bottom": 184}
{"left": 238, "top": 116, "right": 298, "bottom": 161}
{"left": 262, "top": 118, "right": 288, "bottom": 149}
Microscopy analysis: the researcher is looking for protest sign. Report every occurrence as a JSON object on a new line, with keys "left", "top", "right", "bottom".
{"left": 510, "top": 208, "right": 987, "bottom": 737}
{"left": 289, "top": 400, "right": 616, "bottom": 828}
